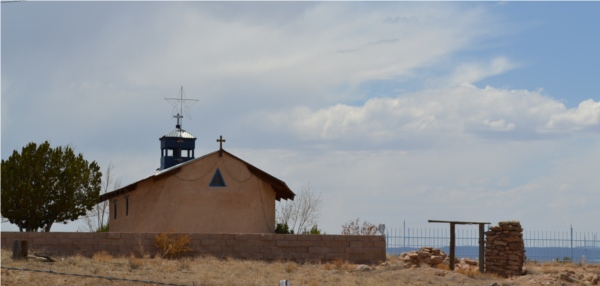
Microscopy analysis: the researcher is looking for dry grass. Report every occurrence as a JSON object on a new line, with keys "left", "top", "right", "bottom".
{"left": 524, "top": 259, "right": 600, "bottom": 275}
{"left": 284, "top": 261, "right": 298, "bottom": 273}
{"left": 2, "top": 249, "right": 598, "bottom": 286}
{"left": 91, "top": 250, "right": 112, "bottom": 263}
{"left": 154, "top": 232, "right": 192, "bottom": 259}
{"left": 455, "top": 267, "right": 482, "bottom": 278}
{"left": 128, "top": 255, "right": 143, "bottom": 271}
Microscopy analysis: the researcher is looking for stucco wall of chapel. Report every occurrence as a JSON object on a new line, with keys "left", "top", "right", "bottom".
{"left": 108, "top": 152, "right": 277, "bottom": 233}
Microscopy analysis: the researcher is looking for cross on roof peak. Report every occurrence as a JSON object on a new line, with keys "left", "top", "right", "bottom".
{"left": 217, "top": 135, "right": 226, "bottom": 156}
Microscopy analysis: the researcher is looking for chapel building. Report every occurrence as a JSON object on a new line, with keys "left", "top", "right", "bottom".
{"left": 98, "top": 93, "right": 295, "bottom": 233}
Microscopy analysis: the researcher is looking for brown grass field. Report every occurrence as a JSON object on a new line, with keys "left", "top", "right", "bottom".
{"left": 1, "top": 249, "right": 599, "bottom": 286}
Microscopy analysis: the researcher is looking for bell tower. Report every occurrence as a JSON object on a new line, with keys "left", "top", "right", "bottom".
{"left": 159, "top": 87, "right": 198, "bottom": 170}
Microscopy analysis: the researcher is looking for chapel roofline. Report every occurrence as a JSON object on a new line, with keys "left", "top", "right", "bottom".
{"left": 98, "top": 149, "right": 295, "bottom": 203}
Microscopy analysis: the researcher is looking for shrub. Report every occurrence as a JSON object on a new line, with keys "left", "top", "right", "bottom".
{"left": 128, "top": 255, "right": 143, "bottom": 270}
{"left": 561, "top": 257, "right": 572, "bottom": 264}
{"left": 332, "top": 258, "right": 353, "bottom": 271}
{"left": 301, "top": 225, "right": 322, "bottom": 235}
{"left": 96, "top": 223, "right": 109, "bottom": 232}
{"left": 91, "top": 250, "right": 113, "bottom": 263}
{"left": 154, "top": 231, "right": 192, "bottom": 259}
{"left": 275, "top": 223, "right": 291, "bottom": 234}
{"left": 341, "top": 218, "right": 380, "bottom": 235}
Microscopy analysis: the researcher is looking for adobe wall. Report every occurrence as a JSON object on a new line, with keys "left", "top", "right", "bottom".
{"left": 109, "top": 152, "right": 277, "bottom": 234}
{"left": 1, "top": 232, "right": 386, "bottom": 265}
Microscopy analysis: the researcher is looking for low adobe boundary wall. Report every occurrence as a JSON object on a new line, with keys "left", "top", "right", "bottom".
{"left": 1, "top": 232, "right": 386, "bottom": 265}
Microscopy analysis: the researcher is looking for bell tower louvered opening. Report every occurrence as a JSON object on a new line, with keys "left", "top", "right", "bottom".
{"left": 159, "top": 128, "right": 197, "bottom": 170}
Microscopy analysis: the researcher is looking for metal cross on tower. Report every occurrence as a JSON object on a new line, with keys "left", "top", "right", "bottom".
{"left": 164, "top": 86, "right": 199, "bottom": 129}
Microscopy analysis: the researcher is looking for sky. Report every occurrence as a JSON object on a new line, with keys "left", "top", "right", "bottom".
{"left": 2, "top": 1, "right": 599, "bottom": 234}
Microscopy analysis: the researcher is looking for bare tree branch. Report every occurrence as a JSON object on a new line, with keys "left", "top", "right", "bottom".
{"left": 78, "top": 163, "right": 121, "bottom": 232}
{"left": 276, "top": 184, "right": 322, "bottom": 234}
{"left": 341, "top": 218, "right": 381, "bottom": 235}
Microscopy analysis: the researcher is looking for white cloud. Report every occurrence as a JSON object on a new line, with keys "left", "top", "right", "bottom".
{"left": 2, "top": 2, "right": 510, "bottom": 145}
{"left": 447, "top": 57, "right": 519, "bottom": 85}
{"left": 545, "top": 99, "right": 600, "bottom": 131}
{"left": 259, "top": 85, "right": 598, "bottom": 148}
{"left": 482, "top": 118, "right": 516, "bottom": 131}
{"left": 72, "top": 2, "right": 498, "bottom": 106}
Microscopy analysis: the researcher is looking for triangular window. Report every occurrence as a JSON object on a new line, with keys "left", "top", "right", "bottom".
{"left": 209, "top": 168, "right": 226, "bottom": 187}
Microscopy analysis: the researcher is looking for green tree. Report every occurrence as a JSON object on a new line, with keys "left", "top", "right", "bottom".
{"left": 1, "top": 141, "right": 102, "bottom": 232}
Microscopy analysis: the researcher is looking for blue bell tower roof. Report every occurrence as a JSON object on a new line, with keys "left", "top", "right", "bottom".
{"left": 162, "top": 128, "right": 196, "bottom": 139}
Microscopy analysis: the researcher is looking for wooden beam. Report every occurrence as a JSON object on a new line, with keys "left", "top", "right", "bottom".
{"left": 479, "top": 223, "right": 485, "bottom": 273}
{"left": 428, "top": 220, "right": 491, "bottom": 225}
{"left": 449, "top": 223, "right": 456, "bottom": 270}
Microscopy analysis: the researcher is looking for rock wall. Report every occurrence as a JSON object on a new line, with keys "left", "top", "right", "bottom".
{"left": 485, "top": 221, "right": 525, "bottom": 277}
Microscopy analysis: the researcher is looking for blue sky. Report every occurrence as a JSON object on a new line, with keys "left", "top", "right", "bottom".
{"left": 2, "top": 2, "right": 599, "bottom": 233}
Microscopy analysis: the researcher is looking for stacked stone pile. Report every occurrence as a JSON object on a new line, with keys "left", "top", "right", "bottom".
{"left": 399, "top": 247, "right": 478, "bottom": 270}
{"left": 559, "top": 270, "right": 599, "bottom": 285}
{"left": 400, "top": 247, "right": 447, "bottom": 267}
{"left": 485, "top": 221, "right": 525, "bottom": 277}
{"left": 454, "top": 257, "right": 478, "bottom": 271}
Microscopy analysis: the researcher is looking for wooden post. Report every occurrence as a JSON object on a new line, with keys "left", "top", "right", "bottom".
{"left": 22, "top": 240, "right": 29, "bottom": 261}
{"left": 479, "top": 223, "right": 485, "bottom": 273}
{"left": 12, "top": 240, "right": 21, "bottom": 260}
{"left": 449, "top": 223, "right": 455, "bottom": 270}
{"left": 12, "top": 240, "right": 28, "bottom": 260}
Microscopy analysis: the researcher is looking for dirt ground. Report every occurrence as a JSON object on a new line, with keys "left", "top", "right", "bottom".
{"left": 1, "top": 250, "right": 599, "bottom": 286}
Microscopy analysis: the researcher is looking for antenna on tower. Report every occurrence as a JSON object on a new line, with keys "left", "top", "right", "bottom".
{"left": 164, "top": 86, "right": 199, "bottom": 129}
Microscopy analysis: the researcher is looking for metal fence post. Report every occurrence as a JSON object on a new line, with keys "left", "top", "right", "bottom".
{"left": 403, "top": 220, "right": 405, "bottom": 249}
{"left": 570, "top": 225, "right": 574, "bottom": 262}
